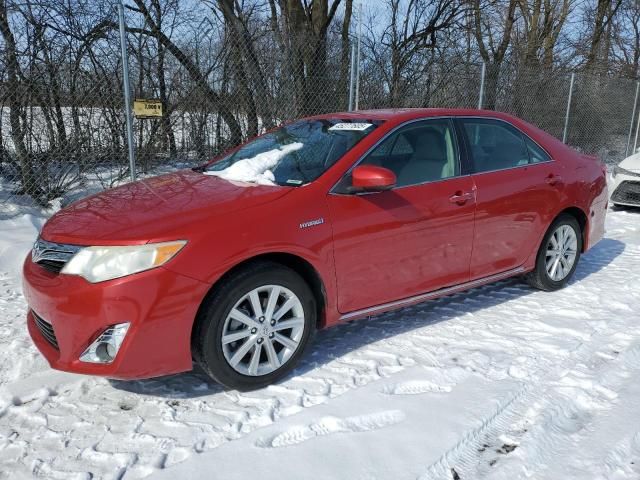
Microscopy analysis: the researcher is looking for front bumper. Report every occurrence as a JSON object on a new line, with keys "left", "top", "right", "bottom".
{"left": 610, "top": 172, "right": 640, "bottom": 207}
{"left": 22, "top": 255, "right": 211, "bottom": 379}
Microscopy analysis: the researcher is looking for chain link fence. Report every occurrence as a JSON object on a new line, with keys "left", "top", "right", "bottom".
{"left": 0, "top": 77, "right": 130, "bottom": 196}
{"left": 1, "top": 14, "right": 639, "bottom": 214}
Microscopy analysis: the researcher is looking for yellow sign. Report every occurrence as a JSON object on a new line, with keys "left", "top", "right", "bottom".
{"left": 133, "top": 99, "right": 162, "bottom": 118}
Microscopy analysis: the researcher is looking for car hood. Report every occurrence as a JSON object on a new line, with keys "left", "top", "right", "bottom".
{"left": 619, "top": 152, "right": 640, "bottom": 172}
{"left": 41, "top": 170, "right": 292, "bottom": 245}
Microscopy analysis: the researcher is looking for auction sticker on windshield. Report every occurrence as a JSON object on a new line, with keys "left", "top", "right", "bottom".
{"left": 328, "top": 123, "right": 373, "bottom": 131}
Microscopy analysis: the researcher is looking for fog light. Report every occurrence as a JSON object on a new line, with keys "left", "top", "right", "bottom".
{"left": 80, "top": 323, "right": 130, "bottom": 364}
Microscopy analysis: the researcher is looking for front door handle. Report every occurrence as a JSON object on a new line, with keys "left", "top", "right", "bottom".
{"left": 449, "top": 191, "right": 474, "bottom": 205}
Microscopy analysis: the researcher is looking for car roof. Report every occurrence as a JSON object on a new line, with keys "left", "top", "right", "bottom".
{"left": 304, "top": 108, "right": 568, "bottom": 153}
{"left": 310, "top": 108, "right": 520, "bottom": 123}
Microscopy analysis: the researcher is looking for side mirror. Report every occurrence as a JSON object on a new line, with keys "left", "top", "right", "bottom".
{"left": 351, "top": 165, "right": 396, "bottom": 193}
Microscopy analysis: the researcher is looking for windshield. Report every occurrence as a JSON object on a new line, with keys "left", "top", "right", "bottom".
{"left": 204, "top": 119, "right": 380, "bottom": 186}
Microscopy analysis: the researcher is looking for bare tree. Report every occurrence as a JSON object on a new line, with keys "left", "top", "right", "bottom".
{"left": 470, "top": 0, "right": 517, "bottom": 109}
{"left": 584, "top": 0, "right": 623, "bottom": 71}
{"left": 0, "top": 0, "right": 39, "bottom": 197}
{"left": 612, "top": 0, "right": 639, "bottom": 77}
{"left": 339, "top": 0, "right": 353, "bottom": 110}
{"left": 0, "top": 0, "right": 638, "bottom": 207}
{"left": 213, "top": 0, "right": 276, "bottom": 132}
{"left": 515, "top": 0, "right": 573, "bottom": 68}
{"left": 365, "top": 0, "right": 464, "bottom": 107}
{"left": 130, "top": 0, "right": 243, "bottom": 146}
{"left": 150, "top": 0, "right": 177, "bottom": 158}
{"left": 268, "top": 0, "right": 344, "bottom": 115}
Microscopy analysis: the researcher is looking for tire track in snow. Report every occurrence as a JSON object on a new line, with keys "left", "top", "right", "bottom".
{"left": 418, "top": 385, "right": 529, "bottom": 480}
{"left": 419, "top": 315, "right": 640, "bottom": 479}
{"left": 418, "top": 238, "right": 640, "bottom": 479}
{"left": 493, "top": 340, "right": 640, "bottom": 480}
{"left": 600, "top": 431, "right": 640, "bottom": 479}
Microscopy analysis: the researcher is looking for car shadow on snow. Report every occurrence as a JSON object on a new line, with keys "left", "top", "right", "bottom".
{"left": 109, "top": 238, "right": 625, "bottom": 398}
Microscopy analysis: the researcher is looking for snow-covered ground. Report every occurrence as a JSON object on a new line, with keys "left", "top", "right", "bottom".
{"left": 0, "top": 202, "right": 639, "bottom": 479}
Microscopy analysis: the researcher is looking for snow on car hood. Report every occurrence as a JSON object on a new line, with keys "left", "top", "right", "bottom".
{"left": 619, "top": 151, "right": 640, "bottom": 172}
{"left": 204, "top": 143, "right": 304, "bottom": 185}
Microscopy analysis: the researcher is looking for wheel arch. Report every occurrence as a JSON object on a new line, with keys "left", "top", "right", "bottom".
{"left": 523, "top": 205, "right": 589, "bottom": 273}
{"left": 191, "top": 252, "right": 328, "bottom": 351}
{"left": 557, "top": 206, "right": 588, "bottom": 252}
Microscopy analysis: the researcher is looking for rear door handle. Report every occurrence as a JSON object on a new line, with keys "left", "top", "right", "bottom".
{"left": 449, "top": 191, "right": 474, "bottom": 205}
{"left": 545, "top": 174, "right": 563, "bottom": 186}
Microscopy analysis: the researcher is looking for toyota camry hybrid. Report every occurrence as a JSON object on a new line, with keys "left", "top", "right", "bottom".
{"left": 22, "top": 109, "right": 608, "bottom": 390}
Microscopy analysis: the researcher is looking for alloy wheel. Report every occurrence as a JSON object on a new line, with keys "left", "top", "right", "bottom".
{"left": 545, "top": 224, "right": 578, "bottom": 282}
{"left": 221, "top": 285, "right": 305, "bottom": 376}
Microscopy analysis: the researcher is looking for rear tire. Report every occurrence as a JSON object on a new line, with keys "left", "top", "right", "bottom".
{"left": 192, "top": 261, "right": 316, "bottom": 391}
{"left": 525, "top": 214, "right": 582, "bottom": 291}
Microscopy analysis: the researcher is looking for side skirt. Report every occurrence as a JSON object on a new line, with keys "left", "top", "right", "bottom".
{"left": 339, "top": 266, "right": 527, "bottom": 322}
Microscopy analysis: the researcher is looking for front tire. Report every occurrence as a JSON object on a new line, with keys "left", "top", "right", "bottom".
{"left": 193, "top": 262, "right": 316, "bottom": 391}
{"left": 525, "top": 214, "right": 582, "bottom": 291}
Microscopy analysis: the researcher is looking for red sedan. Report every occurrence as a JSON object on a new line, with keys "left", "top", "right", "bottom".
{"left": 22, "top": 109, "right": 608, "bottom": 390}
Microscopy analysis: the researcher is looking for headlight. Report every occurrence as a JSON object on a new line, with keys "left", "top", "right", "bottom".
{"left": 61, "top": 240, "right": 187, "bottom": 283}
{"left": 613, "top": 165, "right": 640, "bottom": 178}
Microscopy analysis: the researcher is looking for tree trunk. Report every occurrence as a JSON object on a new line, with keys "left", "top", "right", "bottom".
{"left": 278, "top": 0, "right": 343, "bottom": 116}
{"left": 150, "top": 0, "right": 176, "bottom": 159}
{"left": 157, "top": 41, "right": 176, "bottom": 158}
{"left": 339, "top": 0, "right": 353, "bottom": 110}
{"left": 229, "top": 25, "right": 259, "bottom": 138}
{"left": 217, "top": 0, "right": 275, "bottom": 130}
{"left": 0, "top": 0, "right": 40, "bottom": 199}
{"left": 585, "top": 0, "right": 622, "bottom": 71}
{"left": 483, "top": 63, "right": 501, "bottom": 110}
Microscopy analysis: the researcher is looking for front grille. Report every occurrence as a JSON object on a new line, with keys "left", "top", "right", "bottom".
{"left": 612, "top": 181, "right": 640, "bottom": 206}
{"left": 31, "top": 238, "right": 81, "bottom": 274}
{"left": 32, "top": 311, "right": 59, "bottom": 350}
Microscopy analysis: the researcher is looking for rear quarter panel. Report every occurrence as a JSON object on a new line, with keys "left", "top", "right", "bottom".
{"left": 509, "top": 116, "right": 607, "bottom": 265}
{"left": 527, "top": 125, "right": 607, "bottom": 252}
{"left": 570, "top": 153, "right": 608, "bottom": 250}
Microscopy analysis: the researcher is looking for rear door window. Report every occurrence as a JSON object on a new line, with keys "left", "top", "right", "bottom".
{"left": 461, "top": 119, "right": 530, "bottom": 173}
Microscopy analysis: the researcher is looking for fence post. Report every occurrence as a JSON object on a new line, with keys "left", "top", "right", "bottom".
{"left": 562, "top": 73, "right": 575, "bottom": 144}
{"left": 478, "top": 62, "right": 486, "bottom": 109}
{"left": 626, "top": 82, "right": 640, "bottom": 157}
{"left": 118, "top": 1, "right": 136, "bottom": 182}
{"left": 348, "top": 43, "right": 356, "bottom": 111}
{"left": 354, "top": 0, "right": 362, "bottom": 111}
{"left": 634, "top": 102, "right": 640, "bottom": 154}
